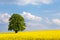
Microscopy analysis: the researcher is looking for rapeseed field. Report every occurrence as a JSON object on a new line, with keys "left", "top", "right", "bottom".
{"left": 0, "top": 30, "right": 60, "bottom": 40}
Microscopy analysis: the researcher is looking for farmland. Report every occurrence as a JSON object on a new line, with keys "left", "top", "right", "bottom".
{"left": 0, "top": 30, "right": 60, "bottom": 40}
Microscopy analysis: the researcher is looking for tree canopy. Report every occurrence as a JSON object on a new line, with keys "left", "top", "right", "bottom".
{"left": 8, "top": 13, "right": 26, "bottom": 33}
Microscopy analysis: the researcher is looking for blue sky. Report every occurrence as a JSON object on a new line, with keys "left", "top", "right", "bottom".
{"left": 0, "top": 0, "right": 60, "bottom": 32}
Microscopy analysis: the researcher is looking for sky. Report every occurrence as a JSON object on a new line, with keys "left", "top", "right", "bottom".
{"left": 0, "top": 0, "right": 60, "bottom": 32}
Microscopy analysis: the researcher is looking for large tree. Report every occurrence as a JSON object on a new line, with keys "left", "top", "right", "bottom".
{"left": 8, "top": 14, "right": 26, "bottom": 33}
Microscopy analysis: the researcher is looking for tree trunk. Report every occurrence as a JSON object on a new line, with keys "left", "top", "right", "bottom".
{"left": 15, "top": 30, "right": 18, "bottom": 33}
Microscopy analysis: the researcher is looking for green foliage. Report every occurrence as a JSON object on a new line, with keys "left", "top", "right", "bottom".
{"left": 8, "top": 13, "right": 26, "bottom": 33}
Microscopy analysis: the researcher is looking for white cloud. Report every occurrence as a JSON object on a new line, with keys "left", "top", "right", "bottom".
{"left": 52, "top": 19, "right": 60, "bottom": 25}
{"left": 18, "top": 0, "right": 53, "bottom": 5}
{"left": 0, "top": 12, "right": 42, "bottom": 24}
{"left": 22, "top": 12, "right": 42, "bottom": 21}
{"left": 0, "top": 0, "right": 53, "bottom": 5}
{"left": 0, "top": 13, "right": 10, "bottom": 23}
{"left": 21, "top": 12, "right": 51, "bottom": 30}
{"left": 40, "top": 0, "right": 53, "bottom": 4}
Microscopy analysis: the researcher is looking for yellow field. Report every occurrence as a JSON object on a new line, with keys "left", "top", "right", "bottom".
{"left": 0, "top": 30, "right": 60, "bottom": 40}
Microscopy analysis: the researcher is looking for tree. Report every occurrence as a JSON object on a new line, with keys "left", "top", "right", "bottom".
{"left": 8, "top": 13, "right": 26, "bottom": 33}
